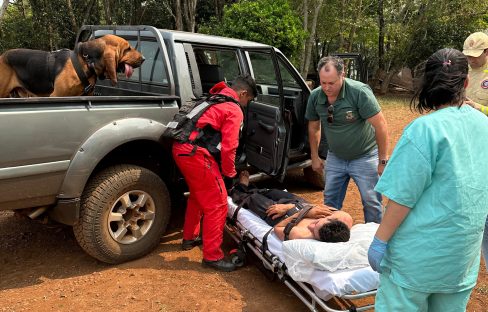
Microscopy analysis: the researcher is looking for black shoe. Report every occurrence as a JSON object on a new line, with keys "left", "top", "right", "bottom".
{"left": 202, "top": 259, "right": 236, "bottom": 272}
{"left": 181, "top": 237, "right": 203, "bottom": 251}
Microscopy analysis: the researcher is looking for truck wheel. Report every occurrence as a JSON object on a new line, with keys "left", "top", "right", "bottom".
{"left": 303, "top": 166, "right": 325, "bottom": 190}
{"left": 73, "top": 165, "right": 170, "bottom": 264}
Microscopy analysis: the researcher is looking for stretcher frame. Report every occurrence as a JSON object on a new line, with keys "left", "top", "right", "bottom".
{"left": 225, "top": 217, "right": 376, "bottom": 312}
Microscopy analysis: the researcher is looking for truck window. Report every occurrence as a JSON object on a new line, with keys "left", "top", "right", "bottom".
{"left": 248, "top": 51, "right": 280, "bottom": 106}
{"left": 278, "top": 60, "right": 301, "bottom": 89}
{"left": 122, "top": 40, "right": 168, "bottom": 85}
{"left": 193, "top": 48, "right": 240, "bottom": 94}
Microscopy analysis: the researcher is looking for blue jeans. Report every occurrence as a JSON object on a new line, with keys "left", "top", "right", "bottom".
{"left": 483, "top": 216, "right": 488, "bottom": 270}
{"left": 324, "top": 148, "right": 382, "bottom": 223}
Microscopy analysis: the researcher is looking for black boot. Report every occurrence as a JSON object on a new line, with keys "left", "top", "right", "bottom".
{"left": 181, "top": 237, "right": 203, "bottom": 251}
{"left": 202, "top": 259, "right": 236, "bottom": 272}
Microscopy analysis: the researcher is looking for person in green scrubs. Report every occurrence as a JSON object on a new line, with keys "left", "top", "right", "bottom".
{"left": 368, "top": 48, "right": 488, "bottom": 311}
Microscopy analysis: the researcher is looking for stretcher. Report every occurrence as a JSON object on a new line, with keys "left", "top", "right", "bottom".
{"left": 225, "top": 197, "right": 379, "bottom": 312}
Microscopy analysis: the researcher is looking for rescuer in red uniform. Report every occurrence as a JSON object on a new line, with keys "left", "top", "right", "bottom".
{"left": 173, "top": 74, "right": 257, "bottom": 272}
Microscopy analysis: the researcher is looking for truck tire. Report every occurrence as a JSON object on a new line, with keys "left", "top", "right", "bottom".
{"left": 73, "top": 165, "right": 170, "bottom": 264}
{"left": 303, "top": 166, "right": 325, "bottom": 190}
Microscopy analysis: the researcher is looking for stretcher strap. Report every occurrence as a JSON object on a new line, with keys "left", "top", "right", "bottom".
{"left": 261, "top": 228, "right": 273, "bottom": 257}
{"left": 230, "top": 196, "right": 251, "bottom": 225}
{"left": 283, "top": 203, "right": 314, "bottom": 241}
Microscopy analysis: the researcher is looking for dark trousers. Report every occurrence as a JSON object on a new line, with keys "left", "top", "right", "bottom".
{"left": 230, "top": 183, "right": 305, "bottom": 226}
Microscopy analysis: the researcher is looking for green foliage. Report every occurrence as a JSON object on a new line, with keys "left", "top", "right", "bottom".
{"left": 399, "top": 0, "right": 488, "bottom": 69}
{"left": 200, "top": 0, "right": 306, "bottom": 63}
{"left": 0, "top": 0, "right": 486, "bottom": 81}
{"left": 0, "top": 4, "right": 36, "bottom": 52}
{"left": 0, "top": 0, "right": 173, "bottom": 52}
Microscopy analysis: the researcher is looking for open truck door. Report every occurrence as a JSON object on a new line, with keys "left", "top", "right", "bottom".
{"left": 242, "top": 47, "right": 291, "bottom": 180}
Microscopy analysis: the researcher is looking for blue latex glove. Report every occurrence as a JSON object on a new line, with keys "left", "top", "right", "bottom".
{"left": 368, "top": 236, "right": 388, "bottom": 273}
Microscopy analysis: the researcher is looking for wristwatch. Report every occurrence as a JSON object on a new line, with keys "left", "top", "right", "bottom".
{"left": 380, "top": 159, "right": 388, "bottom": 165}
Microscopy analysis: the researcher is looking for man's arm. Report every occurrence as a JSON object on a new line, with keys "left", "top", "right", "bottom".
{"left": 267, "top": 203, "right": 334, "bottom": 220}
{"left": 219, "top": 105, "right": 244, "bottom": 178}
{"left": 273, "top": 214, "right": 300, "bottom": 241}
{"left": 272, "top": 205, "right": 334, "bottom": 240}
{"left": 465, "top": 98, "right": 488, "bottom": 116}
{"left": 367, "top": 111, "right": 389, "bottom": 175}
{"left": 308, "top": 120, "right": 324, "bottom": 173}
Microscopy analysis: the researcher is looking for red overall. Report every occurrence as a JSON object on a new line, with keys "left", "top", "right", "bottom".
{"left": 172, "top": 82, "right": 243, "bottom": 261}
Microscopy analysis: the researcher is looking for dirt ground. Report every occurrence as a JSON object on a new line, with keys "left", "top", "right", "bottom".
{"left": 0, "top": 96, "right": 487, "bottom": 311}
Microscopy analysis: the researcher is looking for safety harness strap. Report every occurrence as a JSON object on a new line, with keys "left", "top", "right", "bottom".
{"left": 283, "top": 203, "right": 314, "bottom": 241}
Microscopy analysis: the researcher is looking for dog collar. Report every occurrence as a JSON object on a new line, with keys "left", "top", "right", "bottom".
{"left": 70, "top": 51, "right": 95, "bottom": 96}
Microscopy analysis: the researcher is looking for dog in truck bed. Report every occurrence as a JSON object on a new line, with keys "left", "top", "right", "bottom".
{"left": 0, "top": 34, "right": 145, "bottom": 97}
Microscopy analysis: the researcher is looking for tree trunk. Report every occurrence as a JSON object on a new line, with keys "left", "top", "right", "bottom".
{"left": 66, "top": 0, "right": 78, "bottom": 33}
{"left": 377, "top": 0, "right": 385, "bottom": 70}
{"left": 379, "top": 70, "right": 395, "bottom": 95}
{"left": 101, "top": 0, "right": 112, "bottom": 25}
{"left": 214, "top": 0, "right": 224, "bottom": 21}
{"left": 0, "top": 0, "right": 10, "bottom": 22}
{"left": 18, "top": 0, "right": 26, "bottom": 18}
{"left": 301, "top": 0, "right": 323, "bottom": 79}
{"left": 299, "top": 0, "right": 309, "bottom": 74}
{"left": 81, "top": 0, "right": 97, "bottom": 27}
{"left": 182, "top": 0, "right": 198, "bottom": 32}
{"left": 174, "top": 0, "right": 183, "bottom": 30}
{"left": 346, "top": 0, "right": 362, "bottom": 53}
{"left": 337, "top": 0, "right": 345, "bottom": 51}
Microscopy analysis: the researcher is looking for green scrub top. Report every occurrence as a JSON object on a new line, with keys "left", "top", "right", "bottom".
{"left": 375, "top": 105, "right": 488, "bottom": 293}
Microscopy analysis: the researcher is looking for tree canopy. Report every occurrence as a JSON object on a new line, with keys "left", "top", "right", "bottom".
{"left": 0, "top": 0, "right": 487, "bottom": 87}
{"left": 199, "top": 0, "right": 306, "bottom": 63}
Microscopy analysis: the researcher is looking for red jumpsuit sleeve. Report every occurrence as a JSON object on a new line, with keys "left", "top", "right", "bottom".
{"left": 220, "top": 104, "right": 243, "bottom": 178}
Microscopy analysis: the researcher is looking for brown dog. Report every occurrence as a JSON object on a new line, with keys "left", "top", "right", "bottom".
{"left": 0, "top": 34, "right": 145, "bottom": 97}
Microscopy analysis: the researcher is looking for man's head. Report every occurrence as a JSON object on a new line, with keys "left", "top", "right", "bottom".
{"left": 318, "top": 220, "right": 350, "bottom": 243}
{"left": 231, "top": 74, "right": 258, "bottom": 107}
{"left": 307, "top": 214, "right": 352, "bottom": 243}
{"left": 462, "top": 32, "right": 488, "bottom": 69}
{"left": 317, "top": 56, "right": 345, "bottom": 99}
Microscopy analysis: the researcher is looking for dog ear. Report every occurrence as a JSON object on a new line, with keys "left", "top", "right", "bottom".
{"left": 78, "top": 40, "right": 104, "bottom": 64}
{"left": 102, "top": 47, "right": 118, "bottom": 85}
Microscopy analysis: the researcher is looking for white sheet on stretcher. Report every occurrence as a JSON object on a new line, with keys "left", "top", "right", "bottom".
{"left": 227, "top": 197, "right": 380, "bottom": 300}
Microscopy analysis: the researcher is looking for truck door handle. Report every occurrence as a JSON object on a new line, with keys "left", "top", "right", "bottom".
{"left": 258, "top": 120, "right": 274, "bottom": 133}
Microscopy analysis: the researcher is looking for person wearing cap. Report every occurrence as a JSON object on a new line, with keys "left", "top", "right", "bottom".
{"left": 463, "top": 32, "right": 488, "bottom": 114}
{"left": 462, "top": 31, "right": 488, "bottom": 271}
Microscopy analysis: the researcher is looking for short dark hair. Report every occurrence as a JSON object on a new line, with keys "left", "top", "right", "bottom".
{"left": 316, "top": 56, "right": 344, "bottom": 74}
{"left": 411, "top": 48, "right": 468, "bottom": 113}
{"left": 318, "top": 220, "right": 350, "bottom": 243}
{"left": 231, "top": 74, "right": 258, "bottom": 98}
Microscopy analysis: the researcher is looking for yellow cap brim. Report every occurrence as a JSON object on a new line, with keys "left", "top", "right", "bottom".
{"left": 463, "top": 49, "right": 484, "bottom": 57}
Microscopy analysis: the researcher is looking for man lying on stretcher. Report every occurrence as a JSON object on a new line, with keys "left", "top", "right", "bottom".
{"left": 230, "top": 171, "right": 353, "bottom": 242}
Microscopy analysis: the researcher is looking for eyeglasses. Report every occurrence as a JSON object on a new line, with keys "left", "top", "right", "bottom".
{"left": 327, "top": 103, "right": 334, "bottom": 124}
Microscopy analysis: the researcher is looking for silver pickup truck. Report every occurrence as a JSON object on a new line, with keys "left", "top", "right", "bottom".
{"left": 0, "top": 25, "right": 321, "bottom": 263}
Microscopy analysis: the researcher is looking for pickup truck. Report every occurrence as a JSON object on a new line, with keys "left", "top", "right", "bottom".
{"left": 0, "top": 25, "right": 322, "bottom": 264}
